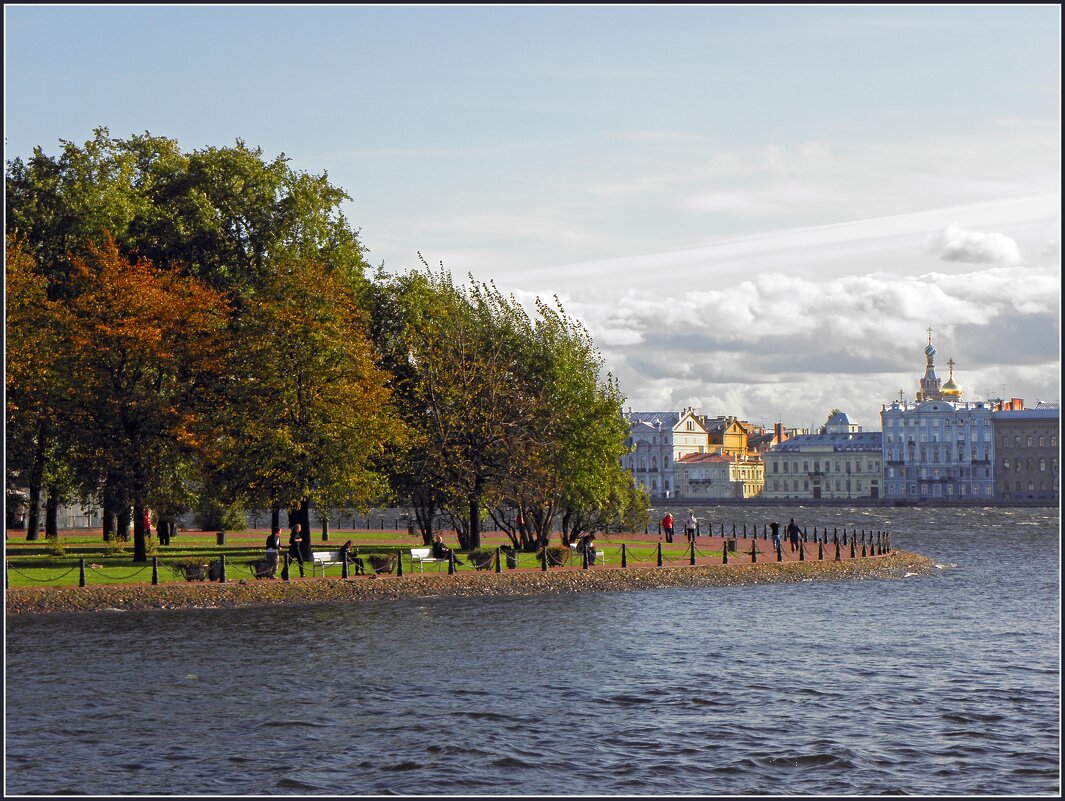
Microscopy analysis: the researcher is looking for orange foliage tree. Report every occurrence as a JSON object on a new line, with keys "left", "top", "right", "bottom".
{"left": 63, "top": 236, "right": 231, "bottom": 562}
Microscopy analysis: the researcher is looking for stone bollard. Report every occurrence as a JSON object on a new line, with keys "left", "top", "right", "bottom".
{"left": 621, "top": 544, "right": 628, "bottom": 568}
{"left": 152, "top": 557, "right": 159, "bottom": 586}
{"left": 282, "top": 554, "right": 290, "bottom": 581}
{"left": 448, "top": 553, "right": 456, "bottom": 574}
{"left": 342, "top": 552, "right": 349, "bottom": 579}
{"left": 835, "top": 541, "right": 842, "bottom": 561}
{"left": 751, "top": 541, "right": 757, "bottom": 563}
{"left": 850, "top": 541, "right": 856, "bottom": 559}
{"left": 657, "top": 542, "right": 663, "bottom": 567}
{"left": 818, "top": 541, "right": 824, "bottom": 561}
{"left": 689, "top": 542, "right": 696, "bottom": 566}
{"left": 495, "top": 548, "right": 502, "bottom": 573}
{"left": 79, "top": 558, "right": 87, "bottom": 587}
{"left": 219, "top": 555, "right": 227, "bottom": 583}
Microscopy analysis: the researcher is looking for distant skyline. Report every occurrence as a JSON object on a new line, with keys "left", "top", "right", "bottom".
{"left": 5, "top": 5, "right": 1060, "bottom": 430}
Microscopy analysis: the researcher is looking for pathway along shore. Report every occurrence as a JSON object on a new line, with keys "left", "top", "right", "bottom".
{"left": 5, "top": 550, "right": 937, "bottom": 616}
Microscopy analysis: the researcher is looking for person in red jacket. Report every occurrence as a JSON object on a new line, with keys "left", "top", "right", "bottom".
{"left": 661, "top": 512, "right": 674, "bottom": 543}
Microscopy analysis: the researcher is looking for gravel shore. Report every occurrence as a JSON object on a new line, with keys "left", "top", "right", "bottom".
{"left": 4, "top": 550, "right": 937, "bottom": 616}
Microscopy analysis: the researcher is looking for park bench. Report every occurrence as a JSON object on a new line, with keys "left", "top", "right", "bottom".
{"left": 409, "top": 546, "right": 448, "bottom": 572}
{"left": 568, "top": 540, "right": 607, "bottom": 565}
{"left": 310, "top": 549, "right": 346, "bottom": 577}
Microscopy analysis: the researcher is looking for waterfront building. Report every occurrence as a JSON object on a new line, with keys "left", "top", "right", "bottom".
{"left": 622, "top": 408, "right": 709, "bottom": 498}
{"left": 880, "top": 331, "right": 994, "bottom": 500}
{"left": 674, "top": 452, "right": 765, "bottom": 499}
{"left": 698, "top": 416, "right": 751, "bottom": 457}
{"left": 991, "top": 407, "right": 1060, "bottom": 503}
{"left": 762, "top": 411, "right": 883, "bottom": 499}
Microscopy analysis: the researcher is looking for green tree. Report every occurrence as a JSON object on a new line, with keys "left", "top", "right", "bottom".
{"left": 210, "top": 257, "right": 400, "bottom": 558}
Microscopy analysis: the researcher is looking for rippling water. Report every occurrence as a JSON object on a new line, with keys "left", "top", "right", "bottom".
{"left": 5, "top": 506, "right": 1060, "bottom": 795}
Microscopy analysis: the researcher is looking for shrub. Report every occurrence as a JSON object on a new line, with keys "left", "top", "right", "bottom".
{"left": 46, "top": 536, "right": 65, "bottom": 557}
{"left": 544, "top": 546, "right": 571, "bottom": 567}
{"left": 466, "top": 548, "right": 495, "bottom": 570}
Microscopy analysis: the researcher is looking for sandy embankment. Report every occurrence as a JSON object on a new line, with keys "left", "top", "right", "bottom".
{"left": 4, "top": 550, "right": 937, "bottom": 616}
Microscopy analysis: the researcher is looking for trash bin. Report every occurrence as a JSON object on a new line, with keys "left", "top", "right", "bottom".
{"left": 502, "top": 548, "right": 518, "bottom": 569}
{"left": 726, "top": 539, "right": 737, "bottom": 553}
{"left": 216, "top": 531, "right": 226, "bottom": 545}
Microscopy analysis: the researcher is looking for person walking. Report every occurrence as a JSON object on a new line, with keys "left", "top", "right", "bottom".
{"left": 662, "top": 512, "right": 674, "bottom": 543}
{"left": 685, "top": 511, "right": 698, "bottom": 543}
{"left": 769, "top": 521, "right": 781, "bottom": 553}
{"left": 288, "top": 523, "right": 305, "bottom": 577}
{"left": 786, "top": 518, "right": 801, "bottom": 554}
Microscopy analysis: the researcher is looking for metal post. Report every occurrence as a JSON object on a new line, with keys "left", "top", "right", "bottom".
{"left": 751, "top": 541, "right": 757, "bottom": 563}
{"left": 803, "top": 526, "right": 807, "bottom": 542}
{"left": 621, "top": 544, "right": 628, "bottom": 568}
{"left": 722, "top": 543, "right": 728, "bottom": 564}
{"left": 448, "top": 553, "right": 456, "bottom": 574}
{"left": 79, "top": 558, "right": 86, "bottom": 587}
{"left": 777, "top": 542, "right": 783, "bottom": 562}
{"left": 657, "top": 542, "right": 663, "bottom": 567}
{"left": 690, "top": 542, "right": 696, "bottom": 566}
{"left": 818, "top": 541, "right": 824, "bottom": 561}
{"left": 152, "top": 557, "right": 159, "bottom": 585}
{"left": 835, "top": 541, "right": 841, "bottom": 561}
{"left": 219, "top": 555, "right": 227, "bottom": 583}
{"left": 743, "top": 523, "right": 747, "bottom": 537}
{"left": 342, "top": 552, "right": 349, "bottom": 579}
{"left": 862, "top": 543, "right": 867, "bottom": 558}
{"left": 495, "top": 547, "right": 502, "bottom": 573}
{"left": 799, "top": 541, "right": 805, "bottom": 561}
{"left": 397, "top": 551, "right": 404, "bottom": 576}
{"left": 582, "top": 547, "right": 589, "bottom": 570}
{"left": 282, "top": 554, "right": 290, "bottom": 581}
{"left": 850, "top": 541, "right": 856, "bottom": 559}
{"left": 763, "top": 525, "right": 767, "bottom": 539}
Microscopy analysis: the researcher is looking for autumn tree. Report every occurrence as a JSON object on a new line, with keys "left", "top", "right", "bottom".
{"left": 62, "top": 237, "right": 230, "bottom": 562}
{"left": 208, "top": 257, "right": 399, "bottom": 559}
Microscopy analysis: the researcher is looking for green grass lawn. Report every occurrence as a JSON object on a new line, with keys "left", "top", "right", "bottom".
{"left": 5, "top": 532, "right": 724, "bottom": 587}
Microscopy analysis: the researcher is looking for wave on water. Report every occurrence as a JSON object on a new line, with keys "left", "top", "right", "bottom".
{"left": 934, "top": 563, "right": 958, "bottom": 570}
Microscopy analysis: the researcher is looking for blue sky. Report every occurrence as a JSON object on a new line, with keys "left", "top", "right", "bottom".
{"left": 5, "top": 5, "right": 1060, "bottom": 429}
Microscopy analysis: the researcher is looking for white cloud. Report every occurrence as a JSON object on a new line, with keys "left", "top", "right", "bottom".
{"left": 926, "top": 222, "right": 1024, "bottom": 265}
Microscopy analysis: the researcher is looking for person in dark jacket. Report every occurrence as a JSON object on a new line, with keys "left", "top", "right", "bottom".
{"left": 289, "top": 523, "right": 305, "bottom": 577}
{"left": 431, "top": 533, "right": 463, "bottom": 565}
{"left": 786, "top": 518, "right": 801, "bottom": 553}
{"left": 339, "top": 539, "right": 365, "bottom": 575}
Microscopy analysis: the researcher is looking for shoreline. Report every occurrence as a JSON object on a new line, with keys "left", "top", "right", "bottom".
{"left": 4, "top": 550, "right": 938, "bottom": 617}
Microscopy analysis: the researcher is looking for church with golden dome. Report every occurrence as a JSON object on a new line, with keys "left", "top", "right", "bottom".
{"left": 881, "top": 328, "right": 995, "bottom": 501}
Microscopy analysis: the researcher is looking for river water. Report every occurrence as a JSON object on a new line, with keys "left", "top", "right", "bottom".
{"left": 5, "top": 505, "right": 1060, "bottom": 796}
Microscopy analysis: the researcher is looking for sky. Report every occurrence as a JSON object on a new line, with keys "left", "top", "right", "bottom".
{"left": 5, "top": 5, "right": 1061, "bottom": 431}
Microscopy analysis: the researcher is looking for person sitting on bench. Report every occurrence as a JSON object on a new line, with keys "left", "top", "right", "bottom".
{"left": 339, "top": 539, "right": 365, "bottom": 575}
{"left": 431, "top": 533, "right": 463, "bottom": 565}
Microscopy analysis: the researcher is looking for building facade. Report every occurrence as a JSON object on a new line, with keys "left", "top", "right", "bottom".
{"left": 991, "top": 408, "right": 1060, "bottom": 503}
{"left": 762, "top": 412, "right": 883, "bottom": 499}
{"left": 622, "top": 408, "right": 710, "bottom": 498}
{"left": 674, "top": 452, "right": 765, "bottom": 499}
{"left": 880, "top": 332, "right": 994, "bottom": 500}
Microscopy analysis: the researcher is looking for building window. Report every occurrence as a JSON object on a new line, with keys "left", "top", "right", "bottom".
{"left": 1027, "top": 436, "right": 1033, "bottom": 447}
{"left": 1040, "top": 459, "right": 1046, "bottom": 472}
{"left": 1039, "top": 436, "right": 1045, "bottom": 447}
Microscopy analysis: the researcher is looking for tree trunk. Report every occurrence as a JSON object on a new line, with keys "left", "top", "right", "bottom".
{"left": 468, "top": 495, "right": 481, "bottom": 551}
{"left": 117, "top": 505, "right": 132, "bottom": 542}
{"left": 132, "top": 504, "right": 147, "bottom": 563}
{"left": 270, "top": 505, "right": 280, "bottom": 532}
{"left": 25, "top": 481, "right": 41, "bottom": 541}
{"left": 102, "top": 494, "right": 114, "bottom": 541}
{"left": 45, "top": 486, "right": 59, "bottom": 538}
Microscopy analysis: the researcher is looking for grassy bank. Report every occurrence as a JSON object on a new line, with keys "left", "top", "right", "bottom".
{"left": 4, "top": 550, "right": 936, "bottom": 616}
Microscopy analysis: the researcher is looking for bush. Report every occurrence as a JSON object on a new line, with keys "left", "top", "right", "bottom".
{"left": 196, "top": 499, "right": 247, "bottom": 531}
{"left": 544, "top": 545, "right": 571, "bottom": 567}
{"left": 46, "top": 536, "right": 65, "bottom": 557}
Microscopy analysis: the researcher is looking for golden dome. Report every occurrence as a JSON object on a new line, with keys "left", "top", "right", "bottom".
{"left": 941, "top": 357, "right": 962, "bottom": 397}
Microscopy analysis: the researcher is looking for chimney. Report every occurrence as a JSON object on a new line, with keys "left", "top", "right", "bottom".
{"left": 774, "top": 422, "right": 784, "bottom": 445}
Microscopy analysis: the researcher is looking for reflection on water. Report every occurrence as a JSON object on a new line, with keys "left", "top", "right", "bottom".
{"left": 5, "top": 505, "right": 1060, "bottom": 795}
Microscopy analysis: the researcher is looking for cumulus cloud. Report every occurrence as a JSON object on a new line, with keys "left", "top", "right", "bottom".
{"left": 926, "top": 222, "right": 1024, "bottom": 265}
{"left": 567, "top": 264, "right": 1060, "bottom": 428}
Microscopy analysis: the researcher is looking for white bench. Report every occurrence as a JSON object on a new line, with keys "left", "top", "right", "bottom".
{"left": 310, "top": 550, "right": 346, "bottom": 577}
{"left": 410, "top": 547, "right": 448, "bottom": 572}
{"left": 569, "top": 540, "right": 607, "bottom": 565}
